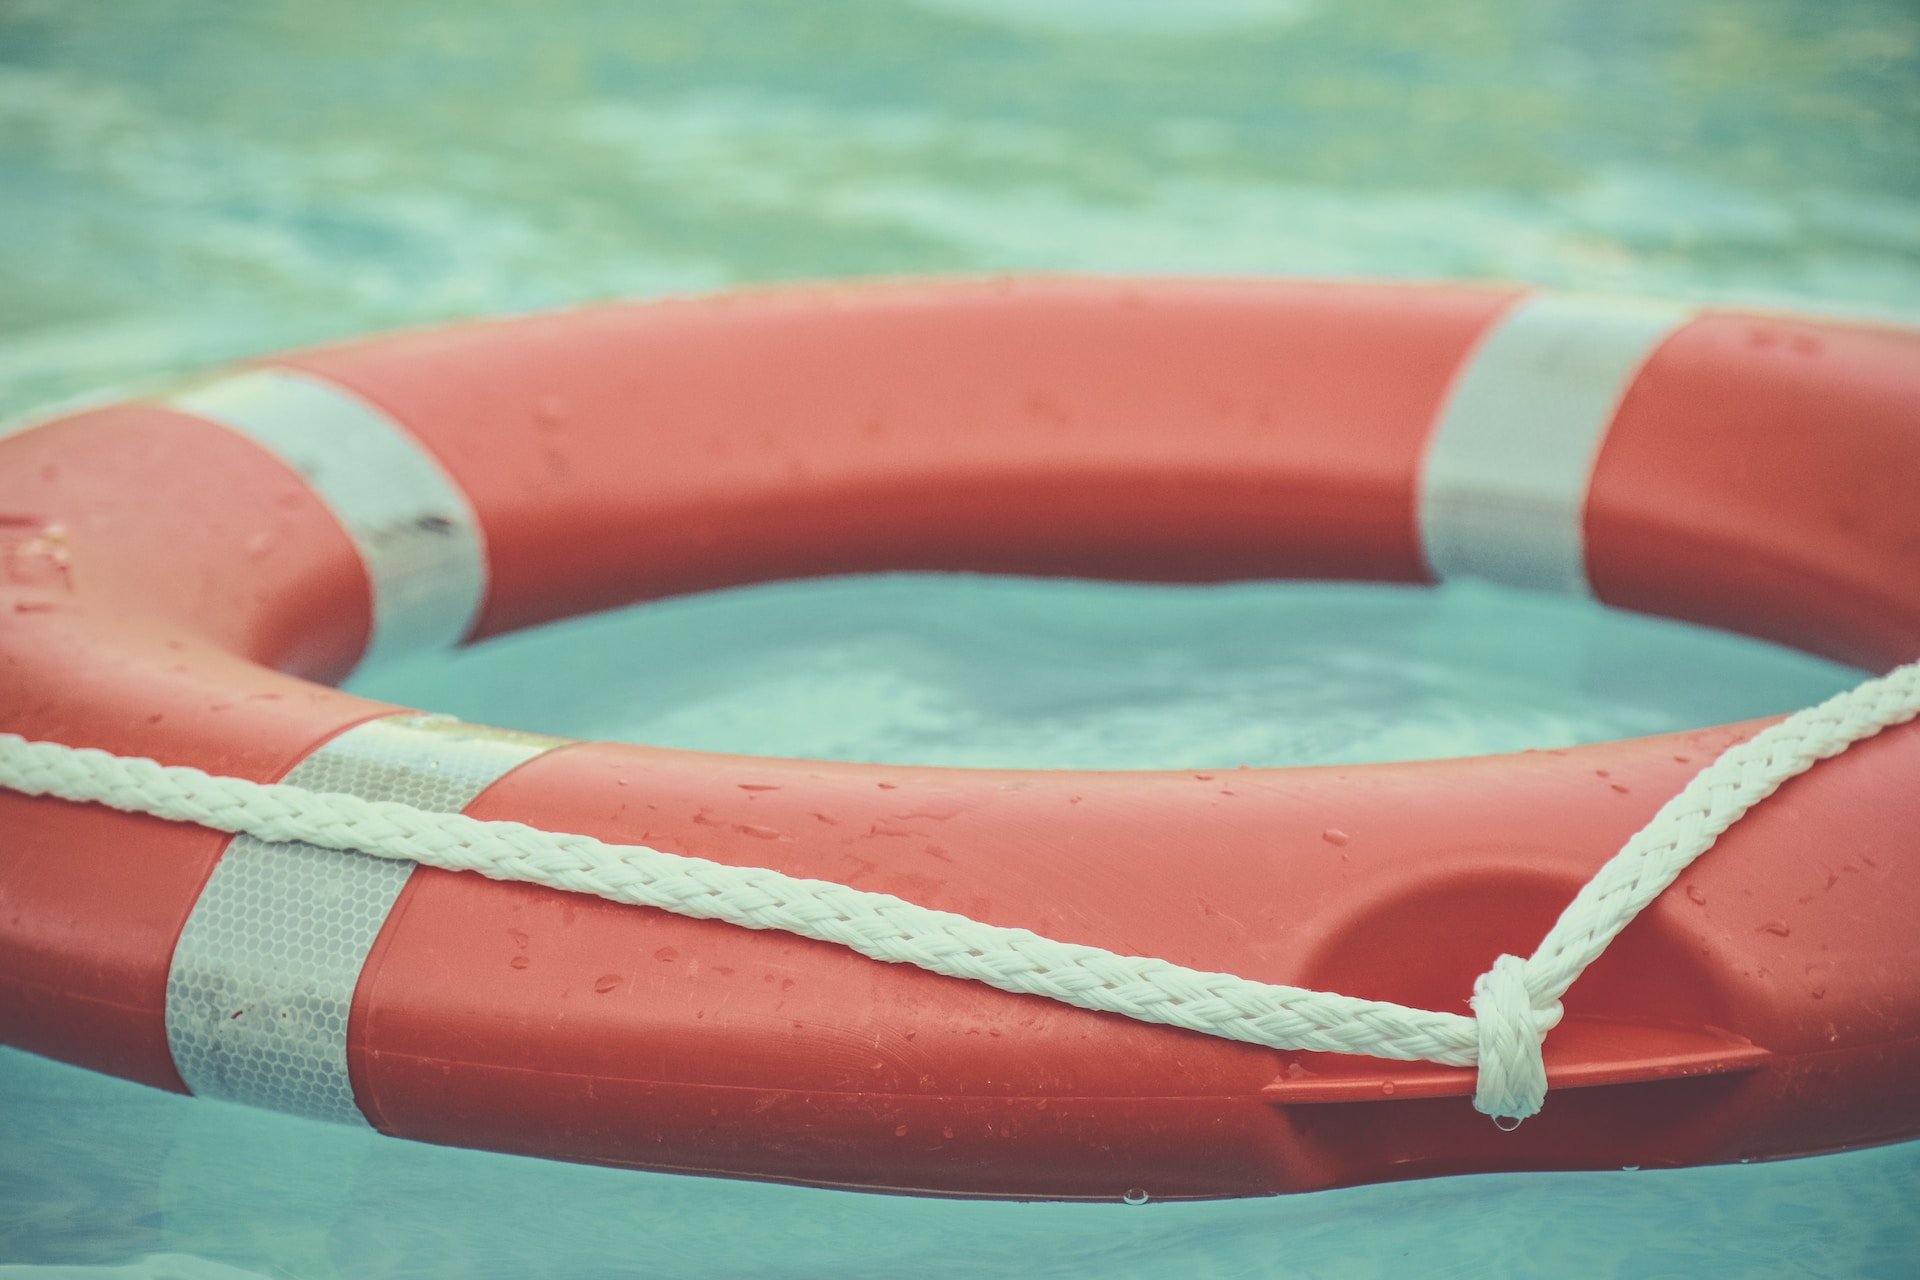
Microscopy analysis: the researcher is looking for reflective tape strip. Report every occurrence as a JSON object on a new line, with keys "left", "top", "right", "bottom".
{"left": 169, "top": 369, "right": 487, "bottom": 669}
{"left": 1419, "top": 293, "right": 1695, "bottom": 594}
{"left": 164, "top": 713, "right": 565, "bottom": 1125}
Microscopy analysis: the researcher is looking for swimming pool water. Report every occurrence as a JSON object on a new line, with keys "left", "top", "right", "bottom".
{"left": 345, "top": 576, "right": 1862, "bottom": 770}
{"left": 3, "top": 0, "right": 1917, "bottom": 1274}
{"left": 2, "top": 0, "right": 1917, "bottom": 420}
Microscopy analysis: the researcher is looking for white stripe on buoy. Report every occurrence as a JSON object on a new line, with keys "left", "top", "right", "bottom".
{"left": 170, "top": 368, "right": 488, "bottom": 670}
{"left": 1419, "top": 293, "right": 1695, "bottom": 594}
{"left": 164, "top": 713, "right": 566, "bottom": 1126}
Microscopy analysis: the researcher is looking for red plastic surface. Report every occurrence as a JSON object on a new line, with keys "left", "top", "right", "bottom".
{"left": 1589, "top": 311, "right": 1920, "bottom": 670}
{"left": 0, "top": 411, "right": 392, "bottom": 1089}
{"left": 3, "top": 278, "right": 1918, "bottom": 1198}
{"left": 281, "top": 278, "right": 1519, "bottom": 637}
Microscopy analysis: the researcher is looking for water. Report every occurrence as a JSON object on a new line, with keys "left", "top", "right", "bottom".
{"left": 347, "top": 576, "right": 1858, "bottom": 770}
{"left": 3, "top": 0, "right": 1918, "bottom": 1275}
{"left": 2, "top": 1, "right": 1917, "bottom": 418}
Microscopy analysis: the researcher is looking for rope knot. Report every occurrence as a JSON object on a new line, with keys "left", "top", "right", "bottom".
{"left": 1470, "top": 953, "right": 1562, "bottom": 1128}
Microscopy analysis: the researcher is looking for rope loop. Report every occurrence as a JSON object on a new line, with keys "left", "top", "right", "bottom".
{"left": 1470, "top": 953, "right": 1563, "bottom": 1124}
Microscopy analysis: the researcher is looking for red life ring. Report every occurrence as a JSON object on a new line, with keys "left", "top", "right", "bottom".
{"left": 2, "top": 278, "right": 1916, "bottom": 1200}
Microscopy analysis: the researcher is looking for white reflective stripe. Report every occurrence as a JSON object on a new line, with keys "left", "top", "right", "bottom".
{"left": 1419, "top": 293, "right": 1695, "bottom": 594}
{"left": 164, "top": 714, "right": 565, "bottom": 1126}
{"left": 169, "top": 369, "right": 487, "bottom": 669}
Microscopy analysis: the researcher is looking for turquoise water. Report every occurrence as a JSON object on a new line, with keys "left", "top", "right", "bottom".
{"left": 349, "top": 576, "right": 1860, "bottom": 770}
{"left": 4, "top": 0, "right": 1919, "bottom": 1276}
{"left": 2, "top": 0, "right": 1917, "bottom": 417}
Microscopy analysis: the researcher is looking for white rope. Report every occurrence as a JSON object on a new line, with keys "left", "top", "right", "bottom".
{"left": 2, "top": 658, "right": 1916, "bottom": 1125}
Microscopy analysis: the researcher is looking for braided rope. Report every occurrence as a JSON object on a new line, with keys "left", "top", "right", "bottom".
{"left": 2, "top": 658, "right": 1915, "bottom": 1123}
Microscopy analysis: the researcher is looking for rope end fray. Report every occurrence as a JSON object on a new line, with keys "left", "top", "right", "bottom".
{"left": 1470, "top": 953, "right": 1563, "bottom": 1127}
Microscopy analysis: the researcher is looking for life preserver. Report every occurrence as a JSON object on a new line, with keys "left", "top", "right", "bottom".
{"left": 2, "top": 278, "right": 1916, "bottom": 1200}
